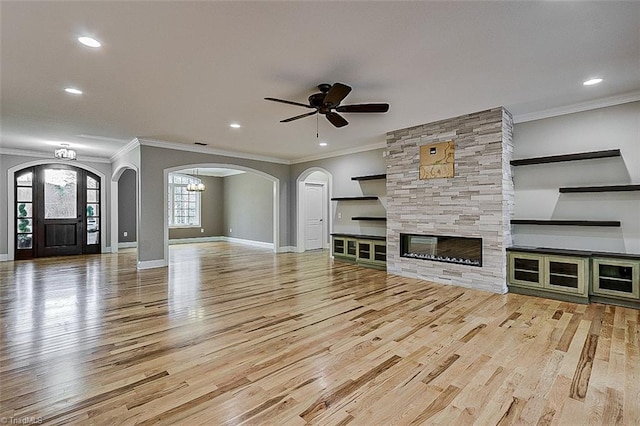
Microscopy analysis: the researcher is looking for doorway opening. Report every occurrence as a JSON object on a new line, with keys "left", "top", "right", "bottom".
{"left": 13, "top": 164, "right": 102, "bottom": 260}
{"left": 296, "top": 168, "right": 332, "bottom": 252}
{"left": 159, "top": 164, "right": 280, "bottom": 268}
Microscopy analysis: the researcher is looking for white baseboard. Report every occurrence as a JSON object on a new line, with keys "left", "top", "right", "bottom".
{"left": 224, "top": 236, "right": 274, "bottom": 250}
{"left": 137, "top": 259, "right": 167, "bottom": 269}
{"left": 277, "top": 246, "right": 297, "bottom": 253}
{"left": 118, "top": 242, "right": 138, "bottom": 249}
{"left": 168, "top": 236, "right": 224, "bottom": 245}
{"left": 0, "top": 254, "right": 8, "bottom": 262}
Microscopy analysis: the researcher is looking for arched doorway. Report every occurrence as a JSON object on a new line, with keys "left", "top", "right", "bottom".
{"left": 13, "top": 163, "right": 102, "bottom": 260}
{"left": 160, "top": 163, "right": 280, "bottom": 267}
{"left": 296, "top": 168, "right": 333, "bottom": 252}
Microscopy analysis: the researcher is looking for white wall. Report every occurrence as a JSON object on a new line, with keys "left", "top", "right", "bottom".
{"left": 512, "top": 101, "right": 639, "bottom": 254}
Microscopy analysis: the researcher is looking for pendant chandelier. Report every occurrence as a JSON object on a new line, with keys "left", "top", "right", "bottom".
{"left": 186, "top": 168, "right": 206, "bottom": 192}
{"left": 54, "top": 143, "right": 77, "bottom": 160}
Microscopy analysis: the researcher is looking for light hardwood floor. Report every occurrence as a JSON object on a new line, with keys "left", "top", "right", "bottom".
{"left": 1, "top": 242, "right": 638, "bottom": 425}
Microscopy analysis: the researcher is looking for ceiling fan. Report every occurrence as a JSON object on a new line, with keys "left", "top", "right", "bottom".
{"left": 265, "top": 82, "right": 389, "bottom": 128}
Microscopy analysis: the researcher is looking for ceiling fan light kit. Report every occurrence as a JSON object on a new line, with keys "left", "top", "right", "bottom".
{"left": 265, "top": 82, "right": 389, "bottom": 128}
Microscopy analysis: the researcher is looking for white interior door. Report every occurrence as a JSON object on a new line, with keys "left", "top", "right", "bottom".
{"left": 304, "top": 183, "right": 324, "bottom": 250}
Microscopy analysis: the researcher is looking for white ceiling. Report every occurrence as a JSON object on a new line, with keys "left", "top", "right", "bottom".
{"left": 1, "top": 1, "right": 639, "bottom": 162}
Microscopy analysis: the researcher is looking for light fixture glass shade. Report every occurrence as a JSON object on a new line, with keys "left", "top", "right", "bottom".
{"left": 186, "top": 182, "right": 206, "bottom": 192}
{"left": 186, "top": 169, "right": 206, "bottom": 192}
{"left": 54, "top": 144, "right": 77, "bottom": 160}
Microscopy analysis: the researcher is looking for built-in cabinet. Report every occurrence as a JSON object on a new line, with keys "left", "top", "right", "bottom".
{"left": 332, "top": 234, "right": 386, "bottom": 269}
{"left": 509, "top": 148, "right": 640, "bottom": 308}
{"left": 331, "top": 173, "right": 387, "bottom": 269}
{"left": 508, "top": 247, "right": 640, "bottom": 307}
{"left": 591, "top": 256, "right": 640, "bottom": 304}
{"left": 508, "top": 249, "right": 589, "bottom": 303}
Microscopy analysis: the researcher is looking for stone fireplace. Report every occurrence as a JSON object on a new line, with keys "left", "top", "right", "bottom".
{"left": 386, "top": 107, "right": 514, "bottom": 294}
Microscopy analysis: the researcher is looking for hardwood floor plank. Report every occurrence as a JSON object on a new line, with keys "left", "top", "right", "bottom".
{"left": 0, "top": 242, "right": 637, "bottom": 425}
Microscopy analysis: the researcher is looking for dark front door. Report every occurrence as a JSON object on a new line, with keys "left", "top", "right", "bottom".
{"left": 36, "top": 165, "right": 82, "bottom": 257}
{"left": 15, "top": 164, "right": 101, "bottom": 259}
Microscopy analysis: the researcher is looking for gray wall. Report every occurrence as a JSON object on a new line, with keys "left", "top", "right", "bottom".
{"left": 223, "top": 172, "right": 273, "bottom": 243}
{"left": 290, "top": 148, "right": 387, "bottom": 243}
{"left": 137, "top": 143, "right": 290, "bottom": 262}
{"left": 512, "top": 101, "right": 640, "bottom": 253}
{"left": 169, "top": 175, "right": 224, "bottom": 240}
{"left": 118, "top": 169, "right": 137, "bottom": 243}
{"left": 0, "top": 153, "right": 112, "bottom": 257}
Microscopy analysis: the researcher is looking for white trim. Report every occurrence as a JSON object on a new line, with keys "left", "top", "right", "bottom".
{"left": 277, "top": 246, "right": 297, "bottom": 253}
{"left": 296, "top": 167, "right": 333, "bottom": 254}
{"left": 0, "top": 147, "right": 111, "bottom": 163}
{"left": 0, "top": 254, "right": 8, "bottom": 262}
{"left": 303, "top": 181, "right": 328, "bottom": 251}
{"left": 110, "top": 138, "right": 140, "bottom": 162}
{"left": 224, "top": 237, "right": 274, "bottom": 250}
{"left": 110, "top": 164, "right": 139, "bottom": 259}
{"left": 138, "top": 137, "right": 290, "bottom": 165}
{"left": 118, "top": 242, "right": 138, "bottom": 249}
{"left": 105, "top": 246, "right": 112, "bottom": 253}
{"left": 513, "top": 91, "right": 640, "bottom": 123}
{"left": 168, "top": 236, "right": 223, "bottom": 245}
{"left": 291, "top": 141, "right": 387, "bottom": 164}
{"left": 137, "top": 259, "right": 167, "bottom": 270}
{"left": 6, "top": 160, "right": 108, "bottom": 261}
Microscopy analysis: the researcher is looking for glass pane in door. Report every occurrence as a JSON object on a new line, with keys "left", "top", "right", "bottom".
{"left": 17, "top": 187, "right": 32, "bottom": 202}
{"left": 87, "top": 176, "right": 99, "bottom": 189}
{"left": 17, "top": 172, "right": 33, "bottom": 186}
{"left": 44, "top": 169, "right": 77, "bottom": 218}
{"left": 17, "top": 234, "right": 33, "bottom": 249}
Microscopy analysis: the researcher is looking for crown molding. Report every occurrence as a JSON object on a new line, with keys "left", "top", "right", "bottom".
{"left": 110, "top": 138, "right": 140, "bottom": 162}
{"left": 513, "top": 90, "right": 640, "bottom": 124}
{"left": 291, "top": 141, "right": 387, "bottom": 164}
{"left": 0, "top": 147, "right": 111, "bottom": 163}
{"left": 137, "top": 138, "right": 291, "bottom": 165}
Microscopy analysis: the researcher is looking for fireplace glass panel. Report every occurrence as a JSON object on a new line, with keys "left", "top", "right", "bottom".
{"left": 400, "top": 234, "right": 482, "bottom": 266}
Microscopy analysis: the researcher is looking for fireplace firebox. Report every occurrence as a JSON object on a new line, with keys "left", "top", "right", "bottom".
{"left": 400, "top": 233, "right": 482, "bottom": 267}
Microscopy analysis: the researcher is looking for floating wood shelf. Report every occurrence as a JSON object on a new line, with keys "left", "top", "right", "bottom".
{"left": 331, "top": 196, "right": 379, "bottom": 201}
{"left": 351, "top": 174, "right": 386, "bottom": 181}
{"left": 352, "top": 216, "right": 387, "bottom": 221}
{"left": 510, "top": 149, "right": 621, "bottom": 166}
{"left": 559, "top": 184, "right": 640, "bottom": 193}
{"left": 511, "top": 219, "right": 621, "bottom": 227}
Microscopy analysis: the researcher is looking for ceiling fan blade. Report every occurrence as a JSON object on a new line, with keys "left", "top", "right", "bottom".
{"left": 280, "top": 110, "right": 318, "bottom": 123}
{"left": 336, "top": 103, "right": 389, "bottom": 113}
{"left": 323, "top": 83, "right": 352, "bottom": 107}
{"left": 325, "top": 112, "right": 349, "bottom": 128}
{"left": 265, "top": 97, "right": 314, "bottom": 109}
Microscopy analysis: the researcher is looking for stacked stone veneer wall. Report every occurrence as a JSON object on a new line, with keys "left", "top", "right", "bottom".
{"left": 386, "top": 107, "right": 514, "bottom": 294}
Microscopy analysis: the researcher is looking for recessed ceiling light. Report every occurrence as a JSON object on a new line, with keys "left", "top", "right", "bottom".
{"left": 583, "top": 78, "right": 603, "bottom": 86}
{"left": 78, "top": 36, "right": 101, "bottom": 48}
{"left": 230, "top": 123, "right": 241, "bottom": 128}
{"left": 319, "top": 142, "right": 328, "bottom": 147}
{"left": 64, "top": 88, "right": 83, "bottom": 95}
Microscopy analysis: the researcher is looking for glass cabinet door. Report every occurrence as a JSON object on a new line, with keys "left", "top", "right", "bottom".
{"left": 509, "top": 253, "right": 544, "bottom": 288}
{"left": 592, "top": 258, "right": 640, "bottom": 299}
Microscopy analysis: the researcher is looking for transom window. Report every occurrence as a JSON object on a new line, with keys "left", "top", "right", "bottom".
{"left": 168, "top": 173, "right": 201, "bottom": 227}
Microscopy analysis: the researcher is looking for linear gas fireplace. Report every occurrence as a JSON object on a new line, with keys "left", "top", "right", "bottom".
{"left": 400, "top": 233, "right": 483, "bottom": 267}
